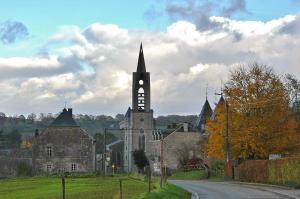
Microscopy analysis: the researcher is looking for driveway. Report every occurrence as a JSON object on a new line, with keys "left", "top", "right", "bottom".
{"left": 169, "top": 180, "right": 297, "bottom": 199}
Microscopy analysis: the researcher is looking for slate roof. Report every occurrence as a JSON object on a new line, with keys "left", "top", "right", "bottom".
{"left": 211, "top": 96, "right": 225, "bottom": 120}
{"left": 136, "top": 43, "right": 146, "bottom": 73}
{"left": 106, "top": 140, "right": 124, "bottom": 150}
{"left": 50, "top": 108, "right": 79, "bottom": 127}
{"left": 125, "top": 107, "right": 131, "bottom": 118}
{"left": 195, "top": 99, "right": 213, "bottom": 133}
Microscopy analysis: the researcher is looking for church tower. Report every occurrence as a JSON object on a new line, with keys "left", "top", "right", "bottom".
{"left": 122, "top": 44, "right": 154, "bottom": 172}
{"left": 132, "top": 44, "right": 151, "bottom": 112}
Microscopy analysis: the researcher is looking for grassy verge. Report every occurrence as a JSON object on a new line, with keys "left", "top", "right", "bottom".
{"left": 134, "top": 183, "right": 190, "bottom": 199}
{"left": 169, "top": 170, "right": 207, "bottom": 180}
{"left": 0, "top": 176, "right": 148, "bottom": 199}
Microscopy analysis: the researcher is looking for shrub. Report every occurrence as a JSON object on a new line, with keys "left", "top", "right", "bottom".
{"left": 268, "top": 158, "right": 300, "bottom": 188}
{"left": 209, "top": 159, "right": 224, "bottom": 177}
{"left": 185, "top": 157, "right": 204, "bottom": 170}
{"left": 132, "top": 149, "right": 149, "bottom": 173}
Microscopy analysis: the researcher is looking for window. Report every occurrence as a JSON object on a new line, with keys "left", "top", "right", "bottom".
{"left": 140, "top": 129, "right": 144, "bottom": 134}
{"left": 139, "top": 134, "right": 145, "bottom": 151}
{"left": 71, "top": 163, "right": 77, "bottom": 171}
{"left": 47, "top": 146, "right": 52, "bottom": 157}
{"left": 46, "top": 164, "right": 52, "bottom": 171}
{"left": 138, "top": 87, "right": 145, "bottom": 111}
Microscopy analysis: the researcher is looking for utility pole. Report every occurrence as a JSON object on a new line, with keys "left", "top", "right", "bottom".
{"left": 225, "top": 101, "right": 229, "bottom": 162}
{"left": 103, "top": 128, "right": 107, "bottom": 176}
{"left": 160, "top": 137, "right": 163, "bottom": 188}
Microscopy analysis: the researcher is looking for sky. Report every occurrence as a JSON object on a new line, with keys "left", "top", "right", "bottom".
{"left": 0, "top": 0, "right": 300, "bottom": 116}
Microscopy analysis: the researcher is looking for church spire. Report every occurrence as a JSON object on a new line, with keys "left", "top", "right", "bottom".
{"left": 137, "top": 43, "right": 146, "bottom": 73}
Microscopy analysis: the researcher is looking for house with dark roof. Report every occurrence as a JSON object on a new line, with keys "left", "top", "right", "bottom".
{"left": 32, "top": 108, "right": 96, "bottom": 174}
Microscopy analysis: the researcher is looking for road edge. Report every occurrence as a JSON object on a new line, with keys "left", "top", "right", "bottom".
{"left": 234, "top": 182, "right": 299, "bottom": 199}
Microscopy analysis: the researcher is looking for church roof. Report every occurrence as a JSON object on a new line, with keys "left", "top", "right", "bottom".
{"left": 195, "top": 99, "right": 213, "bottom": 132}
{"left": 136, "top": 43, "right": 146, "bottom": 73}
{"left": 50, "top": 108, "right": 79, "bottom": 127}
{"left": 125, "top": 107, "right": 131, "bottom": 118}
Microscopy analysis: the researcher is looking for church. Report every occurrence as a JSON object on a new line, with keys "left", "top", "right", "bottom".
{"left": 120, "top": 44, "right": 158, "bottom": 172}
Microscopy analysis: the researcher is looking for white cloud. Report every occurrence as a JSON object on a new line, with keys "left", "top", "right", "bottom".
{"left": 0, "top": 56, "right": 60, "bottom": 69}
{"left": 0, "top": 14, "right": 300, "bottom": 115}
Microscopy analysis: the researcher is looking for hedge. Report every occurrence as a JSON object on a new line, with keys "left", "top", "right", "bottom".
{"left": 237, "top": 158, "right": 300, "bottom": 187}
{"left": 238, "top": 160, "right": 268, "bottom": 183}
{"left": 268, "top": 158, "right": 300, "bottom": 188}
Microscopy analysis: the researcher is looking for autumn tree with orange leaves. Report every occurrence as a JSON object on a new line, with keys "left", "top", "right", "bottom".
{"left": 205, "top": 63, "right": 300, "bottom": 160}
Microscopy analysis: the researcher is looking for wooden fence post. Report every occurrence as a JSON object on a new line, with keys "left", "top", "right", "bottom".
{"left": 148, "top": 166, "right": 151, "bottom": 193}
{"left": 119, "top": 179, "right": 123, "bottom": 199}
{"left": 61, "top": 173, "right": 65, "bottom": 199}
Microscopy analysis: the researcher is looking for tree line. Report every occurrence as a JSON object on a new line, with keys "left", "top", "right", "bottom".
{"left": 0, "top": 112, "right": 198, "bottom": 150}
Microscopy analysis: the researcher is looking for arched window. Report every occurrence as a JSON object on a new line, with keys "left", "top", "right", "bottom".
{"left": 142, "top": 134, "right": 145, "bottom": 151}
{"left": 138, "top": 87, "right": 145, "bottom": 111}
{"left": 139, "top": 133, "right": 146, "bottom": 151}
{"left": 138, "top": 87, "right": 144, "bottom": 93}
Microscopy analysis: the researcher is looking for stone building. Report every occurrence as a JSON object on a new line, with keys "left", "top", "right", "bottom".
{"left": 160, "top": 123, "right": 203, "bottom": 171}
{"left": 32, "top": 108, "right": 96, "bottom": 174}
{"left": 121, "top": 44, "right": 157, "bottom": 172}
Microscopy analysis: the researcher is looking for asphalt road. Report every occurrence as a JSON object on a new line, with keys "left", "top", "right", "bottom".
{"left": 169, "top": 180, "right": 292, "bottom": 199}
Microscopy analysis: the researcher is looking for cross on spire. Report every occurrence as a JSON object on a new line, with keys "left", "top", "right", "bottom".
{"left": 205, "top": 83, "right": 208, "bottom": 100}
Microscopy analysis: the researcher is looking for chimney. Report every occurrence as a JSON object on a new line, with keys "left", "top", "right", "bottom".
{"left": 183, "top": 123, "right": 188, "bottom": 132}
{"left": 68, "top": 108, "right": 73, "bottom": 116}
{"left": 35, "top": 129, "right": 39, "bottom": 137}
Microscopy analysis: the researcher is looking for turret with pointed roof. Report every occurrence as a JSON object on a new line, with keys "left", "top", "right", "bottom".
{"left": 211, "top": 95, "right": 225, "bottom": 120}
{"left": 195, "top": 99, "right": 213, "bottom": 133}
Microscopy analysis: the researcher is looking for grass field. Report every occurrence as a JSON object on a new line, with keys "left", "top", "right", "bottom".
{"left": 0, "top": 176, "right": 150, "bottom": 199}
{"left": 169, "top": 170, "right": 208, "bottom": 180}
{"left": 134, "top": 183, "right": 190, "bottom": 199}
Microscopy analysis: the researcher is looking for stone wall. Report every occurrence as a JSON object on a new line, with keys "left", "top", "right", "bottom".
{"left": 163, "top": 131, "right": 202, "bottom": 171}
{"left": 32, "top": 127, "right": 95, "bottom": 174}
{"left": 0, "top": 149, "right": 32, "bottom": 177}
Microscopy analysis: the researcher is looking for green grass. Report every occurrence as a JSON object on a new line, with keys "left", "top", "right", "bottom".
{"left": 169, "top": 170, "right": 207, "bottom": 180}
{"left": 0, "top": 176, "right": 149, "bottom": 199}
{"left": 134, "top": 183, "right": 190, "bottom": 199}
